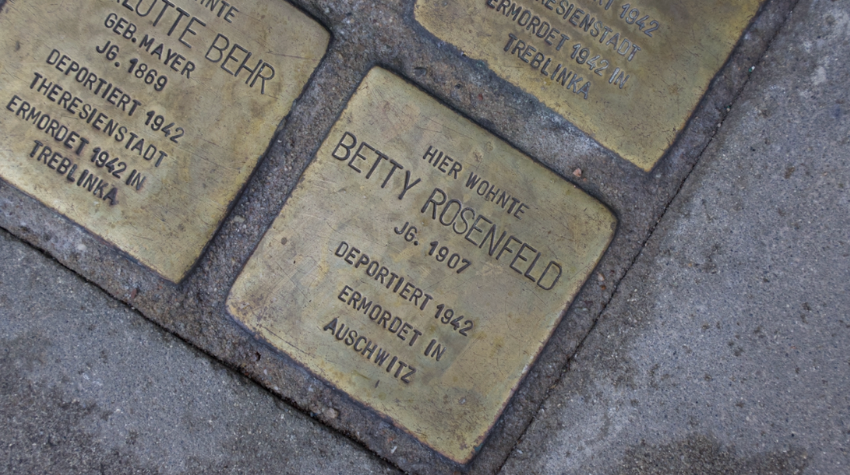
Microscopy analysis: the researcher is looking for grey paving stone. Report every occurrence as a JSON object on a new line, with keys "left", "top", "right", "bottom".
{"left": 0, "top": 229, "right": 398, "bottom": 474}
{"left": 501, "top": 0, "right": 850, "bottom": 474}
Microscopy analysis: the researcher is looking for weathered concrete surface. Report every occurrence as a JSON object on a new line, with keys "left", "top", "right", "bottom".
{"left": 0, "top": 0, "right": 797, "bottom": 470}
{"left": 501, "top": 0, "right": 850, "bottom": 473}
{"left": 0, "top": 229, "right": 398, "bottom": 474}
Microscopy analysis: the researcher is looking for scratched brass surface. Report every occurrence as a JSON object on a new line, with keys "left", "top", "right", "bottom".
{"left": 227, "top": 67, "right": 616, "bottom": 463}
{"left": 0, "top": 0, "right": 328, "bottom": 281}
{"left": 415, "top": 0, "right": 764, "bottom": 171}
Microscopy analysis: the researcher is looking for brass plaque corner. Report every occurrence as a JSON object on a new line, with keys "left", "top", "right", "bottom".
{"left": 227, "top": 67, "right": 616, "bottom": 463}
{"left": 414, "top": 0, "right": 765, "bottom": 171}
{"left": 0, "top": 0, "right": 329, "bottom": 281}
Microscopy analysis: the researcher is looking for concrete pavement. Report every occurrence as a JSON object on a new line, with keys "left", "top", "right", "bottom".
{"left": 502, "top": 0, "right": 850, "bottom": 473}
{"left": 0, "top": 229, "right": 398, "bottom": 474}
{"left": 2, "top": 0, "right": 849, "bottom": 473}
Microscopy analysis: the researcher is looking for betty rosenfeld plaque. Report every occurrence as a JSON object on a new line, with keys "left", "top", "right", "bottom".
{"left": 415, "top": 0, "right": 764, "bottom": 171}
{"left": 0, "top": 0, "right": 328, "bottom": 282}
{"left": 227, "top": 67, "right": 616, "bottom": 463}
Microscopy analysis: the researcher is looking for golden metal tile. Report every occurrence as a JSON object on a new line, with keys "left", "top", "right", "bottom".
{"left": 415, "top": 0, "right": 764, "bottom": 171}
{"left": 227, "top": 67, "right": 616, "bottom": 463}
{"left": 0, "top": 0, "right": 328, "bottom": 281}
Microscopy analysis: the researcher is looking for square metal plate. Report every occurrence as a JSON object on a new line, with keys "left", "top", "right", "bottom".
{"left": 0, "top": 0, "right": 328, "bottom": 281}
{"left": 415, "top": 0, "right": 764, "bottom": 171}
{"left": 227, "top": 67, "right": 616, "bottom": 463}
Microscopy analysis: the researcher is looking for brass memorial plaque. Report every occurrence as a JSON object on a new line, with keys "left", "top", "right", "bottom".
{"left": 227, "top": 68, "right": 616, "bottom": 463}
{"left": 0, "top": 0, "right": 329, "bottom": 281}
{"left": 415, "top": 0, "right": 764, "bottom": 171}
